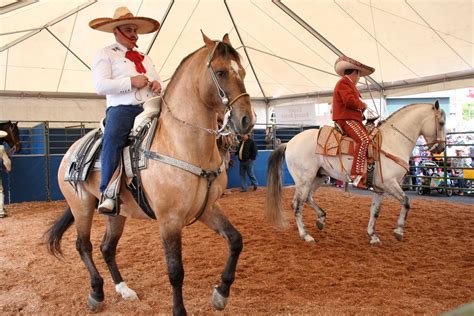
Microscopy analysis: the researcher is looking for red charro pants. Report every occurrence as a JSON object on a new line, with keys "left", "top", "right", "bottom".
{"left": 335, "top": 120, "right": 370, "bottom": 176}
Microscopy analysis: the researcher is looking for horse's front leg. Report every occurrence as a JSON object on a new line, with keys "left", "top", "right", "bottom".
{"left": 160, "top": 224, "right": 186, "bottom": 316}
{"left": 385, "top": 180, "right": 411, "bottom": 241}
{"left": 100, "top": 215, "right": 138, "bottom": 301}
{"left": 199, "top": 203, "right": 242, "bottom": 311}
{"left": 367, "top": 192, "right": 383, "bottom": 245}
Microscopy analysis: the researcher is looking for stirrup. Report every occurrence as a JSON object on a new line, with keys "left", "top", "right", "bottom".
{"left": 98, "top": 198, "right": 118, "bottom": 216}
{"left": 352, "top": 175, "right": 363, "bottom": 186}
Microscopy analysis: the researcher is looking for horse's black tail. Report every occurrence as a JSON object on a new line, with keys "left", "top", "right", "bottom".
{"left": 45, "top": 207, "right": 75, "bottom": 258}
{"left": 265, "top": 143, "right": 289, "bottom": 230}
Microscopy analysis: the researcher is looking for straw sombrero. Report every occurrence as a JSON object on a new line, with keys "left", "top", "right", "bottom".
{"left": 334, "top": 55, "right": 375, "bottom": 77}
{"left": 89, "top": 7, "right": 160, "bottom": 34}
{"left": 0, "top": 131, "right": 7, "bottom": 138}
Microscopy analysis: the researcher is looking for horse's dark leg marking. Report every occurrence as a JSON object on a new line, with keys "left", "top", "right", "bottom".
{"left": 200, "top": 207, "right": 242, "bottom": 310}
{"left": 214, "top": 215, "right": 242, "bottom": 299}
{"left": 76, "top": 235, "right": 104, "bottom": 307}
{"left": 100, "top": 216, "right": 126, "bottom": 285}
{"left": 162, "top": 230, "right": 186, "bottom": 316}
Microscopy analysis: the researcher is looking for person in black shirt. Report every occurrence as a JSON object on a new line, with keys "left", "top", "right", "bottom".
{"left": 237, "top": 133, "right": 258, "bottom": 192}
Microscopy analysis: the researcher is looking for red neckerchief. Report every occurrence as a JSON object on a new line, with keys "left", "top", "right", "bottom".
{"left": 125, "top": 50, "right": 147, "bottom": 74}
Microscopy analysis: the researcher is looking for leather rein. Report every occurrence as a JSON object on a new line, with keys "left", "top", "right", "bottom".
{"left": 390, "top": 106, "right": 445, "bottom": 152}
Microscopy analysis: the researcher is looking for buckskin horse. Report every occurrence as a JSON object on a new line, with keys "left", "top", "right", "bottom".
{"left": 0, "top": 121, "right": 22, "bottom": 154}
{"left": 266, "top": 101, "right": 445, "bottom": 245}
{"left": 46, "top": 33, "right": 255, "bottom": 314}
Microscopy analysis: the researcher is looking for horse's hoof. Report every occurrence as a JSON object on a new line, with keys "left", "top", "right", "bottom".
{"left": 303, "top": 234, "right": 316, "bottom": 243}
{"left": 316, "top": 220, "right": 325, "bottom": 230}
{"left": 115, "top": 282, "right": 139, "bottom": 300}
{"left": 370, "top": 235, "right": 381, "bottom": 245}
{"left": 212, "top": 286, "right": 228, "bottom": 311}
{"left": 87, "top": 294, "right": 104, "bottom": 312}
{"left": 394, "top": 228, "right": 404, "bottom": 241}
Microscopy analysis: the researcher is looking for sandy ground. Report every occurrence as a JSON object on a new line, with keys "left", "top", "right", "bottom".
{"left": 0, "top": 186, "right": 473, "bottom": 315}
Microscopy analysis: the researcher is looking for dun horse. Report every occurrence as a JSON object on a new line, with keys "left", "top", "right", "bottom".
{"left": 46, "top": 33, "right": 254, "bottom": 314}
{"left": 0, "top": 121, "right": 22, "bottom": 154}
{"left": 266, "top": 102, "right": 445, "bottom": 244}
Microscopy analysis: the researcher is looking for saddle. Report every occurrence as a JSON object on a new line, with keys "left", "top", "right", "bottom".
{"left": 64, "top": 97, "right": 162, "bottom": 219}
{"left": 315, "top": 123, "right": 382, "bottom": 186}
{"left": 315, "top": 123, "right": 409, "bottom": 186}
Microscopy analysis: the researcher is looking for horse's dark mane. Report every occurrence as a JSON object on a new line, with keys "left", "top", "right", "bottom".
{"left": 165, "top": 41, "right": 241, "bottom": 93}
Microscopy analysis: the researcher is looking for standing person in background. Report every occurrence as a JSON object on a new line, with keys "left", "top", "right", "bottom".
{"left": 0, "top": 131, "right": 12, "bottom": 218}
{"left": 89, "top": 7, "right": 162, "bottom": 214}
{"left": 237, "top": 133, "right": 258, "bottom": 192}
{"left": 451, "top": 149, "right": 471, "bottom": 195}
{"left": 332, "top": 55, "right": 375, "bottom": 189}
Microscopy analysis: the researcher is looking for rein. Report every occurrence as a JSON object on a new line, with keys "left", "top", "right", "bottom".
{"left": 389, "top": 106, "right": 444, "bottom": 151}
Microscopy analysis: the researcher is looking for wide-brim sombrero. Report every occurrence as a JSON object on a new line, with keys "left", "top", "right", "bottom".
{"left": 334, "top": 55, "right": 375, "bottom": 77}
{"left": 89, "top": 7, "right": 160, "bottom": 34}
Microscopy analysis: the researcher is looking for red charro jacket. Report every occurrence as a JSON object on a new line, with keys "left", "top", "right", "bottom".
{"left": 332, "top": 76, "right": 366, "bottom": 122}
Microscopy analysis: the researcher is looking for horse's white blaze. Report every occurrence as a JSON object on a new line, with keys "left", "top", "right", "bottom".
{"left": 115, "top": 282, "right": 138, "bottom": 300}
{"left": 230, "top": 60, "right": 241, "bottom": 79}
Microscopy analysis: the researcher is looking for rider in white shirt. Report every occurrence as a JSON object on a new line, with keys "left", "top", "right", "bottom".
{"left": 89, "top": 7, "right": 162, "bottom": 214}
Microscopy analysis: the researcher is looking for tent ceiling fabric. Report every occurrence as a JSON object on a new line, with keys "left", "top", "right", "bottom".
{"left": 0, "top": 0, "right": 472, "bottom": 100}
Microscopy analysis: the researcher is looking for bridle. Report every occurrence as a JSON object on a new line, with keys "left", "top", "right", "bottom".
{"left": 164, "top": 40, "right": 249, "bottom": 136}
{"left": 206, "top": 41, "right": 249, "bottom": 136}
{"left": 424, "top": 107, "right": 445, "bottom": 152}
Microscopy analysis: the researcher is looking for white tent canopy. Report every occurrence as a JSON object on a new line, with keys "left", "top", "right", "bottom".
{"left": 1, "top": 0, "right": 473, "bottom": 106}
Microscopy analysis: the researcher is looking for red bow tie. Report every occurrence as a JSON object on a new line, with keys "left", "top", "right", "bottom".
{"left": 125, "top": 50, "right": 147, "bottom": 74}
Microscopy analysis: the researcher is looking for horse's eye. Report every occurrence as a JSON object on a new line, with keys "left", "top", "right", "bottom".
{"left": 216, "top": 70, "right": 226, "bottom": 78}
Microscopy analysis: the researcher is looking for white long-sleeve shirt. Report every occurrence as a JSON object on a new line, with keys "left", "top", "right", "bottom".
{"left": 92, "top": 42, "right": 162, "bottom": 108}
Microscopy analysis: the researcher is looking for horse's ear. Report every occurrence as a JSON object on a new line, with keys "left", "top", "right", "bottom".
{"left": 200, "top": 30, "right": 214, "bottom": 51}
{"left": 222, "top": 33, "right": 231, "bottom": 46}
{"left": 434, "top": 100, "right": 439, "bottom": 110}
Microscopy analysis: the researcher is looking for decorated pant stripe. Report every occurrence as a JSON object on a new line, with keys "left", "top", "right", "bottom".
{"left": 346, "top": 120, "right": 369, "bottom": 174}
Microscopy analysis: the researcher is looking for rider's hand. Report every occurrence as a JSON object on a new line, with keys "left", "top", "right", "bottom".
{"left": 131, "top": 75, "right": 149, "bottom": 89}
{"left": 149, "top": 80, "right": 162, "bottom": 95}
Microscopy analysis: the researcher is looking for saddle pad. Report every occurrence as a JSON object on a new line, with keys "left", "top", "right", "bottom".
{"left": 64, "top": 114, "right": 159, "bottom": 183}
{"left": 64, "top": 128, "right": 102, "bottom": 182}
{"left": 315, "top": 125, "right": 354, "bottom": 156}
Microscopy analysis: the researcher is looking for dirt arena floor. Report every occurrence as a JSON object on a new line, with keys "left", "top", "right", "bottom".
{"left": 1, "top": 186, "right": 473, "bottom": 315}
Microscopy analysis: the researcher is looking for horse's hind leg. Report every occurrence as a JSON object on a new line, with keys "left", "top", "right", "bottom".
{"left": 306, "top": 176, "right": 327, "bottom": 231}
{"left": 100, "top": 215, "right": 138, "bottom": 300}
{"left": 72, "top": 199, "right": 106, "bottom": 311}
{"left": 199, "top": 203, "right": 242, "bottom": 311}
{"left": 367, "top": 192, "right": 384, "bottom": 245}
{"left": 292, "top": 183, "right": 315, "bottom": 242}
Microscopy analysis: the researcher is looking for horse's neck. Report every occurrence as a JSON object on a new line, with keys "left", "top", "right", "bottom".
{"left": 379, "top": 105, "right": 427, "bottom": 158}
{"left": 157, "top": 58, "right": 220, "bottom": 167}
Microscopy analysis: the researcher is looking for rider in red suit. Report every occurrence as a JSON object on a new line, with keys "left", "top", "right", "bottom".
{"left": 332, "top": 56, "right": 375, "bottom": 189}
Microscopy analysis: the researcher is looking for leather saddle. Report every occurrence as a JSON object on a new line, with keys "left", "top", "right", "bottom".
{"left": 64, "top": 97, "right": 162, "bottom": 219}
